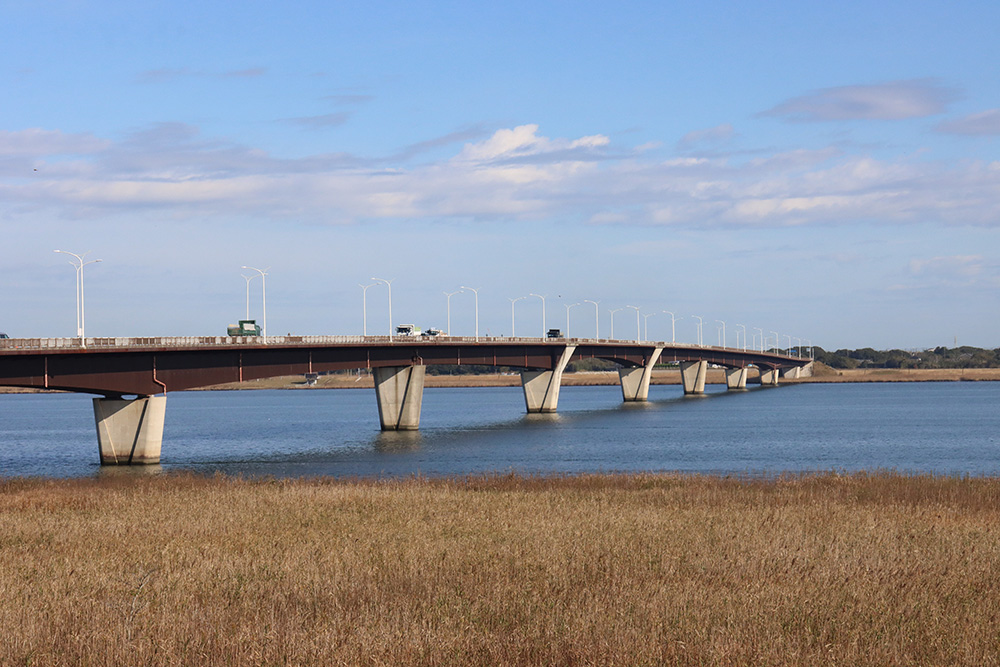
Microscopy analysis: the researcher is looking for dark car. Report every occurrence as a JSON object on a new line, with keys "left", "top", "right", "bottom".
{"left": 0, "top": 332, "right": 9, "bottom": 339}
{"left": 546, "top": 328, "right": 562, "bottom": 338}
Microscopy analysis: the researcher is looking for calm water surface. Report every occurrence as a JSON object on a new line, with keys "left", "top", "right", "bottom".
{"left": 1, "top": 382, "right": 998, "bottom": 478}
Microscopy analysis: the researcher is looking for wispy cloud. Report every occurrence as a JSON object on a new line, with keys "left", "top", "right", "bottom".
{"left": 4, "top": 122, "right": 1000, "bottom": 229}
{"left": 935, "top": 108, "right": 1000, "bottom": 136}
{"left": 676, "top": 124, "right": 735, "bottom": 151}
{"left": 762, "top": 79, "right": 958, "bottom": 122}
{"left": 135, "top": 67, "right": 267, "bottom": 84}
{"left": 283, "top": 113, "right": 352, "bottom": 129}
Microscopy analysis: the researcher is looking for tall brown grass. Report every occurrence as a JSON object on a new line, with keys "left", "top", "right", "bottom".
{"left": 2, "top": 472, "right": 999, "bottom": 666}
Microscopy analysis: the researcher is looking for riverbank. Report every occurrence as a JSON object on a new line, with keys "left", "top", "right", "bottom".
{"left": 2, "top": 471, "right": 998, "bottom": 666}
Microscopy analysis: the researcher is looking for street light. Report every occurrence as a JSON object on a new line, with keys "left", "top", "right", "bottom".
{"left": 626, "top": 305, "right": 641, "bottom": 342}
{"left": 785, "top": 335, "right": 793, "bottom": 356}
{"left": 508, "top": 296, "right": 527, "bottom": 337}
{"left": 371, "top": 277, "right": 394, "bottom": 339}
{"left": 241, "top": 266, "right": 269, "bottom": 339}
{"left": 715, "top": 320, "right": 726, "bottom": 348}
{"left": 609, "top": 308, "right": 622, "bottom": 340}
{"left": 691, "top": 315, "right": 704, "bottom": 347}
{"left": 662, "top": 311, "right": 682, "bottom": 344}
{"left": 584, "top": 300, "right": 600, "bottom": 339}
{"left": 753, "top": 327, "right": 764, "bottom": 352}
{"left": 444, "top": 290, "right": 462, "bottom": 335}
{"left": 529, "top": 293, "right": 546, "bottom": 337}
{"left": 54, "top": 250, "right": 101, "bottom": 341}
{"left": 460, "top": 285, "right": 479, "bottom": 341}
{"left": 54, "top": 250, "right": 102, "bottom": 341}
{"left": 736, "top": 324, "right": 747, "bottom": 352}
{"left": 564, "top": 302, "right": 581, "bottom": 338}
{"left": 242, "top": 274, "right": 260, "bottom": 321}
{"left": 794, "top": 337, "right": 803, "bottom": 358}
{"left": 771, "top": 331, "right": 780, "bottom": 354}
{"left": 359, "top": 283, "right": 376, "bottom": 336}
{"left": 643, "top": 312, "right": 656, "bottom": 342}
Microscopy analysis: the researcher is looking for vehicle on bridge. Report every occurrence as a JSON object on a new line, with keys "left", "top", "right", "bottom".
{"left": 547, "top": 328, "right": 563, "bottom": 338}
{"left": 226, "top": 320, "right": 261, "bottom": 336}
{"left": 0, "top": 332, "right": 8, "bottom": 339}
{"left": 421, "top": 327, "right": 444, "bottom": 337}
{"left": 395, "top": 324, "right": 422, "bottom": 337}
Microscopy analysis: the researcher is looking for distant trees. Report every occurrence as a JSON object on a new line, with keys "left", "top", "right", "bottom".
{"left": 813, "top": 346, "right": 1000, "bottom": 370}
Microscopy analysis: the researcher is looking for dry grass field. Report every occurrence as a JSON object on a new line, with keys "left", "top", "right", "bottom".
{"left": 2, "top": 472, "right": 1000, "bottom": 666}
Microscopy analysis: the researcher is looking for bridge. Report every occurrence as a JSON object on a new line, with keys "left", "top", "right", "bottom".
{"left": 0, "top": 335, "right": 812, "bottom": 465}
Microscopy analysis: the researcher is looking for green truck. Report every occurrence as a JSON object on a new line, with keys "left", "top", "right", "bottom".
{"left": 227, "top": 320, "right": 262, "bottom": 336}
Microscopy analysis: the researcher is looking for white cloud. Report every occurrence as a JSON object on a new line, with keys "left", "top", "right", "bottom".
{"left": 762, "top": 79, "right": 957, "bottom": 122}
{"left": 676, "top": 123, "right": 735, "bottom": 150}
{"left": 935, "top": 109, "right": 1000, "bottom": 136}
{"left": 4, "top": 122, "right": 1000, "bottom": 231}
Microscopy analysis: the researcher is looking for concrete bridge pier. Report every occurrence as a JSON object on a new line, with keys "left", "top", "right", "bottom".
{"left": 521, "top": 345, "right": 576, "bottom": 413}
{"left": 725, "top": 367, "right": 749, "bottom": 390}
{"left": 373, "top": 365, "right": 426, "bottom": 430}
{"left": 93, "top": 395, "right": 167, "bottom": 465}
{"left": 759, "top": 368, "right": 779, "bottom": 386}
{"left": 619, "top": 347, "right": 664, "bottom": 402}
{"left": 680, "top": 360, "right": 708, "bottom": 395}
{"left": 781, "top": 366, "right": 801, "bottom": 379}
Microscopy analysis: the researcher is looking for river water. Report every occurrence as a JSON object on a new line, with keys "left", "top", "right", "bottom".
{"left": 1, "top": 382, "right": 998, "bottom": 478}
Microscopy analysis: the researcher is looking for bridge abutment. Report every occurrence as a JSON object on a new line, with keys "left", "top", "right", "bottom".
{"left": 619, "top": 347, "right": 664, "bottom": 402}
{"left": 373, "top": 365, "right": 426, "bottom": 430}
{"left": 725, "top": 367, "right": 749, "bottom": 390}
{"left": 93, "top": 395, "right": 166, "bottom": 465}
{"left": 521, "top": 345, "right": 576, "bottom": 413}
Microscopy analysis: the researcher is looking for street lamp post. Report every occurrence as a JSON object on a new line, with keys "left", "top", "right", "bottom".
{"left": 460, "top": 286, "right": 479, "bottom": 341}
{"left": 529, "top": 293, "right": 546, "bottom": 337}
{"left": 785, "top": 335, "right": 793, "bottom": 355}
{"left": 662, "top": 311, "right": 682, "bottom": 343}
{"left": 564, "top": 302, "right": 581, "bottom": 338}
{"left": 643, "top": 312, "right": 656, "bottom": 342}
{"left": 794, "top": 337, "right": 803, "bottom": 358}
{"left": 736, "top": 324, "right": 747, "bottom": 351}
{"left": 715, "top": 320, "right": 726, "bottom": 348}
{"left": 691, "top": 315, "right": 704, "bottom": 347}
{"left": 444, "top": 290, "right": 462, "bottom": 335}
{"left": 584, "top": 300, "right": 600, "bottom": 339}
{"left": 359, "top": 283, "right": 376, "bottom": 336}
{"left": 609, "top": 308, "right": 622, "bottom": 340}
{"left": 371, "top": 277, "right": 394, "bottom": 339}
{"left": 753, "top": 327, "right": 764, "bottom": 352}
{"left": 626, "top": 305, "right": 641, "bottom": 342}
{"left": 243, "top": 274, "right": 259, "bottom": 321}
{"left": 54, "top": 250, "right": 101, "bottom": 342}
{"left": 241, "top": 266, "right": 269, "bottom": 339}
{"left": 508, "top": 296, "right": 527, "bottom": 336}
{"left": 770, "top": 331, "right": 780, "bottom": 354}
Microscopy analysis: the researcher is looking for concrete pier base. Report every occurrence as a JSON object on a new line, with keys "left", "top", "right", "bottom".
{"left": 373, "top": 365, "right": 426, "bottom": 430}
{"left": 93, "top": 396, "right": 166, "bottom": 465}
{"left": 725, "top": 367, "right": 749, "bottom": 390}
{"left": 619, "top": 348, "right": 664, "bottom": 402}
{"left": 759, "top": 368, "right": 779, "bottom": 386}
{"left": 680, "top": 360, "right": 708, "bottom": 395}
{"left": 521, "top": 345, "right": 576, "bottom": 413}
{"left": 799, "top": 361, "right": 814, "bottom": 377}
{"left": 781, "top": 366, "right": 801, "bottom": 380}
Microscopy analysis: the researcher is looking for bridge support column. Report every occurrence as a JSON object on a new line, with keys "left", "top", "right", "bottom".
{"left": 680, "top": 360, "right": 708, "bottom": 395}
{"left": 373, "top": 365, "right": 426, "bottom": 430}
{"left": 93, "top": 395, "right": 166, "bottom": 465}
{"left": 619, "top": 347, "right": 664, "bottom": 402}
{"left": 759, "top": 368, "right": 779, "bottom": 386}
{"left": 521, "top": 345, "right": 576, "bottom": 413}
{"left": 781, "top": 366, "right": 801, "bottom": 380}
{"left": 725, "top": 367, "right": 748, "bottom": 390}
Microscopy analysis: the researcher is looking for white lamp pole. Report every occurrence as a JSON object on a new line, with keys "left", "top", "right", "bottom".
{"left": 609, "top": 308, "right": 622, "bottom": 340}
{"left": 55, "top": 250, "right": 101, "bottom": 341}
{"left": 794, "top": 337, "right": 802, "bottom": 358}
{"left": 241, "top": 266, "right": 269, "bottom": 340}
{"left": 529, "top": 293, "right": 546, "bottom": 337}
{"left": 243, "top": 274, "right": 260, "bottom": 321}
{"left": 691, "top": 315, "right": 704, "bottom": 347}
{"left": 371, "top": 277, "right": 394, "bottom": 340}
{"left": 460, "top": 285, "right": 479, "bottom": 341}
{"left": 508, "top": 296, "right": 527, "bottom": 337}
{"left": 565, "top": 302, "right": 581, "bottom": 338}
{"left": 661, "top": 311, "right": 682, "bottom": 343}
{"left": 737, "top": 324, "right": 747, "bottom": 351}
{"left": 770, "top": 331, "right": 780, "bottom": 354}
{"left": 626, "top": 305, "right": 641, "bottom": 342}
{"left": 584, "top": 300, "right": 600, "bottom": 339}
{"left": 643, "top": 312, "right": 656, "bottom": 342}
{"left": 359, "top": 283, "right": 377, "bottom": 336}
{"left": 444, "top": 290, "right": 462, "bottom": 335}
{"left": 753, "top": 327, "right": 764, "bottom": 352}
{"left": 715, "top": 320, "right": 726, "bottom": 348}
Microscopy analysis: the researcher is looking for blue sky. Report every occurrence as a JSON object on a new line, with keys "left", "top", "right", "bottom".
{"left": 2, "top": 0, "right": 999, "bottom": 350}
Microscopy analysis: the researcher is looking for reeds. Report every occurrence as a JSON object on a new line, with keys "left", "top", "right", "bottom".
{"left": 2, "top": 471, "right": 999, "bottom": 665}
